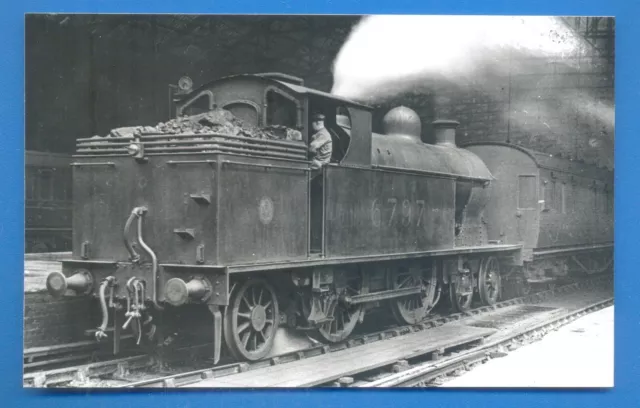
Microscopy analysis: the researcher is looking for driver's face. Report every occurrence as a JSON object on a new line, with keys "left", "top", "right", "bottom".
{"left": 312, "top": 120, "right": 324, "bottom": 132}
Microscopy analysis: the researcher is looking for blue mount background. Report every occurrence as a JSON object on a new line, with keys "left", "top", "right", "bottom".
{"left": 3, "top": 1, "right": 637, "bottom": 407}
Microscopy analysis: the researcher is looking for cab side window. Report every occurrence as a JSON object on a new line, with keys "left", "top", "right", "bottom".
{"left": 224, "top": 102, "right": 259, "bottom": 127}
{"left": 180, "top": 92, "right": 213, "bottom": 116}
{"left": 266, "top": 90, "right": 297, "bottom": 128}
{"left": 328, "top": 106, "right": 352, "bottom": 163}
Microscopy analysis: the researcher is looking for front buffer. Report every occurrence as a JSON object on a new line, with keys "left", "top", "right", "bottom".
{"left": 46, "top": 204, "right": 230, "bottom": 364}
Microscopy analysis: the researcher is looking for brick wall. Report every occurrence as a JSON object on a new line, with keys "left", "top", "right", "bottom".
{"left": 368, "top": 55, "right": 614, "bottom": 170}
{"left": 24, "top": 292, "right": 97, "bottom": 349}
{"left": 431, "top": 55, "right": 614, "bottom": 169}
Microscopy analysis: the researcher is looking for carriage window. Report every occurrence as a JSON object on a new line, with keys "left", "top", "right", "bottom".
{"left": 552, "top": 182, "right": 564, "bottom": 213}
{"left": 53, "top": 168, "right": 70, "bottom": 201}
{"left": 266, "top": 90, "right": 297, "bottom": 128}
{"left": 518, "top": 175, "right": 537, "bottom": 209}
{"left": 181, "top": 93, "right": 212, "bottom": 116}
{"left": 224, "top": 102, "right": 259, "bottom": 127}
{"left": 26, "top": 168, "right": 36, "bottom": 200}
{"left": 563, "top": 184, "right": 571, "bottom": 212}
{"left": 541, "top": 180, "right": 552, "bottom": 211}
{"left": 542, "top": 179, "right": 565, "bottom": 213}
{"left": 39, "top": 169, "right": 53, "bottom": 201}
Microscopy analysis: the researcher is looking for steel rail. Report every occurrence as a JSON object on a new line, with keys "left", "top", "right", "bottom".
{"left": 24, "top": 274, "right": 610, "bottom": 388}
{"left": 119, "top": 274, "right": 611, "bottom": 389}
{"left": 358, "top": 297, "right": 613, "bottom": 387}
{"left": 23, "top": 354, "right": 155, "bottom": 387}
{"left": 23, "top": 335, "right": 136, "bottom": 371}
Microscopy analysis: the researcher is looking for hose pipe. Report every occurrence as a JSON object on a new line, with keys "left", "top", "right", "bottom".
{"left": 135, "top": 280, "right": 146, "bottom": 311}
{"left": 123, "top": 209, "right": 142, "bottom": 263}
{"left": 135, "top": 209, "right": 164, "bottom": 311}
{"left": 95, "top": 277, "right": 115, "bottom": 341}
{"left": 122, "top": 278, "right": 135, "bottom": 330}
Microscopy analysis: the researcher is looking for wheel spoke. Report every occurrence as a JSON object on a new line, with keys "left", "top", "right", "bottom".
{"left": 241, "top": 331, "right": 251, "bottom": 348}
{"left": 257, "top": 329, "right": 266, "bottom": 342}
{"left": 237, "top": 321, "right": 250, "bottom": 334}
{"left": 226, "top": 279, "right": 279, "bottom": 361}
{"left": 251, "top": 286, "right": 257, "bottom": 306}
{"left": 398, "top": 275, "right": 413, "bottom": 288}
{"left": 479, "top": 257, "right": 500, "bottom": 306}
{"left": 242, "top": 295, "right": 252, "bottom": 310}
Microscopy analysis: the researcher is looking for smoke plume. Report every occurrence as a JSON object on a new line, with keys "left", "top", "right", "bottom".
{"left": 330, "top": 15, "right": 614, "bottom": 167}
{"left": 331, "top": 16, "right": 584, "bottom": 100}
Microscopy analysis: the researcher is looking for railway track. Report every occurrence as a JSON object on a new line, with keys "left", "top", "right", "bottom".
{"left": 24, "top": 335, "right": 137, "bottom": 373}
{"left": 351, "top": 297, "right": 613, "bottom": 387}
{"left": 24, "top": 273, "right": 612, "bottom": 388}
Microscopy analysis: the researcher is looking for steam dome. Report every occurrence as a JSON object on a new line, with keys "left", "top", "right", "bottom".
{"left": 382, "top": 106, "right": 422, "bottom": 142}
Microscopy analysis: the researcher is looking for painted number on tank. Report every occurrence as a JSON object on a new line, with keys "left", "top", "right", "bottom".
{"left": 387, "top": 198, "right": 397, "bottom": 226}
{"left": 416, "top": 200, "right": 425, "bottom": 227}
{"left": 371, "top": 199, "right": 382, "bottom": 227}
{"left": 371, "top": 198, "right": 427, "bottom": 228}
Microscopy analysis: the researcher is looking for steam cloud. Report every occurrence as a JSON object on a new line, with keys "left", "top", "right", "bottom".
{"left": 331, "top": 15, "right": 584, "bottom": 100}
{"left": 330, "top": 15, "right": 614, "bottom": 167}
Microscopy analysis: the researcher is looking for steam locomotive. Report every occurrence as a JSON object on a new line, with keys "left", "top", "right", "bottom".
{"left": 44, "top": 73, "right": 613, "bottom": 363}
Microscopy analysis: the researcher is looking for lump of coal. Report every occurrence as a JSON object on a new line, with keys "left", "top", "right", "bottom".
{"left": 102, "top": 108, "right": 304, "bottom": 143}
{"left": 109, "top": 126, "right": 141, "bottom": 138}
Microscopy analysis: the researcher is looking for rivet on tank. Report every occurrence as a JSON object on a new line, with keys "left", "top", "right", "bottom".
{"left": 45, "top": 269, "right": 94, "bottom": 298}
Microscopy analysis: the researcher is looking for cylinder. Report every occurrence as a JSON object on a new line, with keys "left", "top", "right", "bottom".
{"left": 432, "top": 120, "right": 460, "bottom": 147}
{"left": 46, "top": 269, "right": 94, "bottom": 298}
{"left": 164, "top": 277, "right": 211, "bottom": 306}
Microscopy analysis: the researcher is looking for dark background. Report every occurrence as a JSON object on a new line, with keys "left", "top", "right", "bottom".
{"left": 25, "top": 15, "right": 615, "bottom": 168}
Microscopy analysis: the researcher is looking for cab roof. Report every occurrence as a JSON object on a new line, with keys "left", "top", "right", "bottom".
{"left": 184, "top": 72, "right": 374, "bottom": 111}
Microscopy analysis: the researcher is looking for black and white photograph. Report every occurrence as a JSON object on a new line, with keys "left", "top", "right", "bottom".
{"left": 24, "top": 14, "right": 614, "bottom": 388}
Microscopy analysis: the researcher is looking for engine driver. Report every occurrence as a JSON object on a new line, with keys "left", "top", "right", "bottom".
{"left": 309, "top": 113, "right": 332, "bottom": 170}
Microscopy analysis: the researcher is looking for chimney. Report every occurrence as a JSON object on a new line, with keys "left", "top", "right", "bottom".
{"left": 432, "top": 120, "right": 460, "bottom": 147}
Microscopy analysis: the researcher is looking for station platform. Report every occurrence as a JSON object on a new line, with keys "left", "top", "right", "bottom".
{"left": 442, "top": 305, "right": 614, "bottom": 388}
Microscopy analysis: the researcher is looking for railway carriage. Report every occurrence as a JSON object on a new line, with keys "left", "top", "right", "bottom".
{"left": 25, "top": 151, "right": 73, "bottom": 253}
{"left": 43, "top": 72, "right": 611, "bottom": 363}
{"left": 463, "top": 142, "right": 613, "bottom": 292}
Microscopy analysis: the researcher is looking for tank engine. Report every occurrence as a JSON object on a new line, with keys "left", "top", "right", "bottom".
{"left": 44, "top": 72, "right": 611, "bottom": 363}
